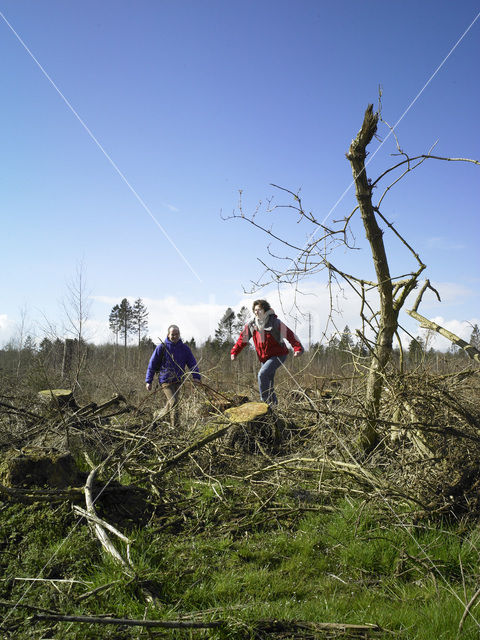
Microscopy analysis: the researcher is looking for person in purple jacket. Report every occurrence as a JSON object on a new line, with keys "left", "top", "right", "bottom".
{"left": 145, "top": 324, "right": 200, "bottom": 427}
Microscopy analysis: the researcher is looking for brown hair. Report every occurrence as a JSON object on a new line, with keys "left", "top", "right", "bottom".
{"left": 252, "top": 299, "right": 271, "bottom": 312}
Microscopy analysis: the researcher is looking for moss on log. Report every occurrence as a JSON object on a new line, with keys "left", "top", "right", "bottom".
{"left": 0, "top": 447, "right": 85, "bottom": 488}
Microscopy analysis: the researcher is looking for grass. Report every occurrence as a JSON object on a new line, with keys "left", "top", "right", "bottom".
{"left": 2, "top": 485, "right": 480, "bottom": 639}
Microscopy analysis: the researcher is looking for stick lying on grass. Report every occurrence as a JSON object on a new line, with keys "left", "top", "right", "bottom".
{"left": 30, "top": 610, "right": 383, "bottom": 636}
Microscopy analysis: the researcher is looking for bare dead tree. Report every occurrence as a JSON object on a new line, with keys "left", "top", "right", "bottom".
{"left": 227, "top": 103, "right": 479, "bottom": 452}
{"left": 62, "top": 261, "right": 92, "bottom": 390}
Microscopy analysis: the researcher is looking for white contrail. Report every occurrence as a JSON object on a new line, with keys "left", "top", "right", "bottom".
{"left": 0, "top": 11, "right": 203, "bottom": 283}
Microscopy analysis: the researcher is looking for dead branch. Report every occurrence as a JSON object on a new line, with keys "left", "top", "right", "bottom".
{"left": 0, "top": 598, "right": 60, "bottom": 615}
{"left": 151, "top": 421, "right": 234, "bottom": 478}
{"left": 406, "top": 309, "right": 480, "bottom": 363}
{"left": 0, "top": 483, "right": 83, "bottom": 503}
{"left": 410, "top": 279, "right": 441, "bottom": 312}
{"left": 0, "top": 399, "right": 42, "bottom": 420}
{"left": 75, "top": 580, "right": 122, "bottom": 603}
{"left": 457, "top": 585, "right": 480, "bottom": 637}
{"left": 33, "top": 612, "right": 224, "bottom": 629}
{"left": 31, "top": 611, "right": 382, "bottom": 636}
{"left": 73, "top": 505, "right": 132, "bottom": 544}
{"left": 84, "top": 464, "right": 134, "bottom": 573}
{"left": 246, "top": 456, "right": 386, "bottom": 489}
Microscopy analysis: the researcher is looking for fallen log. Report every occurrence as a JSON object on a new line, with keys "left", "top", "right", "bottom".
{"left": 0, "top": 483, "right": 83, "bottom": 503}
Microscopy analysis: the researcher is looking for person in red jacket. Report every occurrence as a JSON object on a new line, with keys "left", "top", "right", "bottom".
{"left": 231, "top": 299, "right": 303, "bottom": 405}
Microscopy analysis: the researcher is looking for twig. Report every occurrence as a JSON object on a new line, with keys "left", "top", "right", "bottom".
{"left": 0, "top": 400, "right": 42, "bottom": 419}
{"left": 33, "top": 613, "right": 224, "bottom": 629}
{"left": 75, "top": 580, "right": 123, "bottom": 603}
{"left": 151, "top": 421, "right": 234, "bottom": 478}
{"left": 73, "top": 505, "right": 132, "bottom": 544}
{"left": 457, "top": 585, "right": 480, "bottom": 637}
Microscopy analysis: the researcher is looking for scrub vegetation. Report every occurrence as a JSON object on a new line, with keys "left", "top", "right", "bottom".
{"left": 1, "top": 343, "right": 480, "bottom": 639}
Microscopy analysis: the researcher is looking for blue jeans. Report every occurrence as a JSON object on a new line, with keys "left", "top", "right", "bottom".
{"left": 258, "top": 355, "right": 287, "bottom": 405}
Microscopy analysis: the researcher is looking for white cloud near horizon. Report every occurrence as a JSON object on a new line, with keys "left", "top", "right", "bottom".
{"left": 1, "top": 282, "right": 476, "bottom": 353}
{"left": 91, "top": 283, "right": 401, "bottom": 347}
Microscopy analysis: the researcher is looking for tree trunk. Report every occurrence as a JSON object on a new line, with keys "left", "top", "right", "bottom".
{"left": 347, "top": 105, "right": 398, "bottom": 451}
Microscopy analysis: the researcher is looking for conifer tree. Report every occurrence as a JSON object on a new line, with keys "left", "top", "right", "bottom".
{"left": 109, "top": 304, "right": 121, "bottom": 346}
{"left": 131, "top": 298, "right": 149, "bottom": 346}
{"left": 408, "top": 336, "right": 424, "bottom": 366}
{"left": 234, "top": 306, "right": 250, "bottom": 334}
{"left": 338, "top": 325, "right": 354, "bottom": 351}
{"left": 215, "top": 308, "right": 235, "bottom": 345}
{"left": 117, "top": 298, "right": 134, "bottom": 355}
{"left": 470, "top": 324, "right": 480, "bottom": 350}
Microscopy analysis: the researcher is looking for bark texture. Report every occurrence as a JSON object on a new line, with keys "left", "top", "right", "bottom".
{"left": 346, "top": 105, "right": 398, "bottom": 450}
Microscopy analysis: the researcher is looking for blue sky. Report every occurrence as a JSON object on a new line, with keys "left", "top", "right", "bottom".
{"left": 1, "top": 1, "right": 479, "bottom": 350}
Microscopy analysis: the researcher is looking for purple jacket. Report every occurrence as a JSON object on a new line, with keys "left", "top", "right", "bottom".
{"left": 145, "top": 339, "right": 200, "bottom": 385}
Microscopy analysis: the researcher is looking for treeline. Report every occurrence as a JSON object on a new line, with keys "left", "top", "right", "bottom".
{"left": 1, "top": 298, "right": 478, "bottom": 394}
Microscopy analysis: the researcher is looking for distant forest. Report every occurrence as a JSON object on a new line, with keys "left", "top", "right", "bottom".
{"left": 1, "top": 298, "right": 478, "bottom": 396}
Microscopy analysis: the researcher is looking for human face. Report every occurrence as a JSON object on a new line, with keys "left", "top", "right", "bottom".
{"left": 253, "top": 305, "right": 266, "bottom": 320}
{"left": 168, "top": 327, "right": 180, "bottom": 342}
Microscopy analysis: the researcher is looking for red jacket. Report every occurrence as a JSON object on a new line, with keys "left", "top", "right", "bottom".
{"left": 231, "top": 315, "right": 304, "bottom": 363}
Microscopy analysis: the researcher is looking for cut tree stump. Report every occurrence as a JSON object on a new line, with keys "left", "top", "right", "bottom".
{"left": 0, "top": 447, "right": 85, "bottom": 489}
{"left": 37, "top": 389, "right": 78, "bottom": 410}
{"left": 223, "top": 402, "right": 270, "bottom": 423}
{"left": 223, "top": 402, "right": 282, "bottom": 452}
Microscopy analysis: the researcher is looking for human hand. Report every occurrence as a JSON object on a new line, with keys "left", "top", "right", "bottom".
{"left": 293, "top": 350, "right": 303, "bottom": 358}
{"left": 231, "top": 354, "right": 236, "bottom": 361}
{"left": 146, "top": 383, "right": 152, "bottom": 391}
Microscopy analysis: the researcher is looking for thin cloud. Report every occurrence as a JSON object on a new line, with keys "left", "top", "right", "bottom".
{"left": 425, "top": 236, "right": 466, "bottom": 251}
{"left": 162, "top": 202, "right": 180, "bottom": 213}
{"left": 0, "top": 11, "right": 202, "bottom": 283}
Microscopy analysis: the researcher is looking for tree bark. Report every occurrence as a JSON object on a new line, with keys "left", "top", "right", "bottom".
{"left": 346, "top": 105, "right": 398, "bottom": 451}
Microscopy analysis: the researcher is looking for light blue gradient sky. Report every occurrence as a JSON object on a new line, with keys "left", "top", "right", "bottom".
{"left": 1, "top": 1, "right": 479, "bottom": 349}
